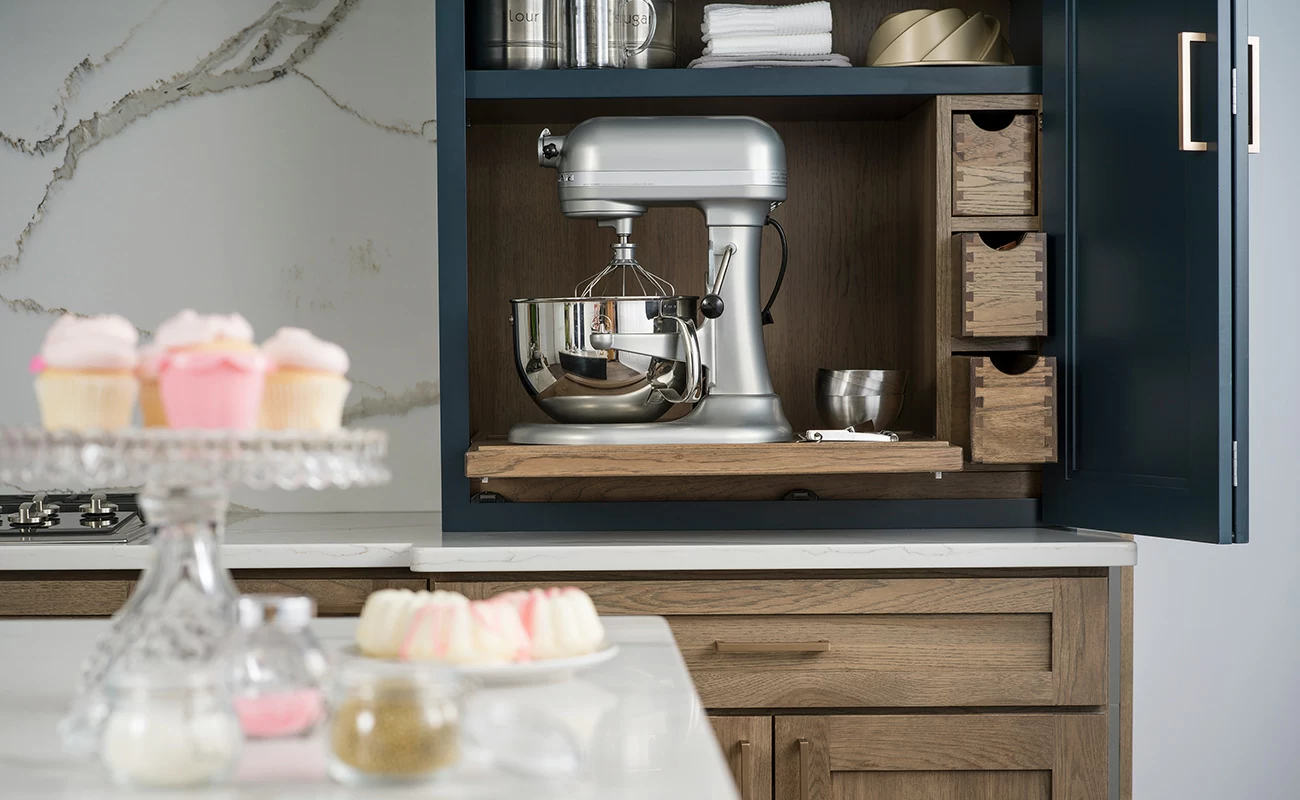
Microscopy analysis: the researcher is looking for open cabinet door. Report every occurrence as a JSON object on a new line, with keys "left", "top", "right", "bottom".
{"left": 1041, "top": 0, "right": 1248, "bottom": 543}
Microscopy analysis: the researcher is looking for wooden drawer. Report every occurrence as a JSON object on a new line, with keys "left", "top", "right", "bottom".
{"left": 444, "top": 576, "right": 1107, "bottom": 709}
{"left": 953, "top": 111, "right": 1038, "bottom": 216}
{"left": 775, "top": 713, "right": 1107, "bottom": 800}
{"left": 233, "top": 577, "right": 427, "bottom": 616}
{"left": 951, "top": 355, "right": 1058, "bottom": 464}
{"left": 954, "top": 232, "right": 1046, "bottom": 337}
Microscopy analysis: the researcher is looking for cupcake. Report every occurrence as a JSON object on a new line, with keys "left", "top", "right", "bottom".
{"left": 30, "top": 315, "right": 140, "bottom": 431}
{"left": 259, "top": 327, "right": 351, "bottom": 431}
{"left": 136, "top": 343, "right": 167, "bottom": 428}
{"left": 155, "top": 311, "right": 270, "bottom": 430}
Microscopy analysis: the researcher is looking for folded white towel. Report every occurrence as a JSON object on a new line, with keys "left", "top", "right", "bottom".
{"left": 688, "top": 53, "right": 851, "bottom": 68}
{"left": 702, "top": 2, "right": 833, "bottom": 40}
{"left": 703, "top": 32, "right": 833, "bottom": 57}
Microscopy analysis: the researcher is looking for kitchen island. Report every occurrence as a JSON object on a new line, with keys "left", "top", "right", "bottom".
{"left": 0, "top": 519, "right": 1136, "bottom": 799}
{"left": 0, "top": 615, "right": 734, "bottom": 799}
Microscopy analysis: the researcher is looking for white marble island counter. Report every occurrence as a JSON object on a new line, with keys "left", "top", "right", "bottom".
{"left": 0, "top": 616, "right": 734, "bottom": 799}
{"left": 0, "top": 512, "right": 1137, "bottom": 571}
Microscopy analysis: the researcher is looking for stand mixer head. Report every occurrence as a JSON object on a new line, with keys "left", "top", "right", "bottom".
{"left": 509, "top": 116, "right": 793, "bottom": 445}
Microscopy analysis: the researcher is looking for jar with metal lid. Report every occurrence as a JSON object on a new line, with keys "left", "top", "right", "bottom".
{"left": 99, "top": 667, "right": 243, "bottom": 789}
{"left": 327, "top": 659, "right": 463, "bottom": 785}
{"left": 228, "top": 594, "right": 329, "bottom": 739}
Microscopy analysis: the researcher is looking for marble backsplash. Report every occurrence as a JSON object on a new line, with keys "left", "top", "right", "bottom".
{"left": 0, "top": 0, "right": 442, "bottom": 511}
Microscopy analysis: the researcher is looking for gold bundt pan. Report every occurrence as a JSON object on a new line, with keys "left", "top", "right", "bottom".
{"left": 867, "top": 8, "right": 1014, "bottom": 66}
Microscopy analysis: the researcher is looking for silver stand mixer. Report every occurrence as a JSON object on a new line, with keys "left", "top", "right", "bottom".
{"left": 508, "top": 116, "right": 793, "bottom": 445}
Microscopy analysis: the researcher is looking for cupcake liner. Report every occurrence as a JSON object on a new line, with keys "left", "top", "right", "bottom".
{"left": 159, "top": 362, "right": 267, "bottom": 430}
{"left": 139, "top": 379, "right": 168, "bottom": 428}
{"left": 34, "top": 372, "right": 139, "bottom": 432}
{"left": 259, "top": 374, "right": 351, "bottom": 431}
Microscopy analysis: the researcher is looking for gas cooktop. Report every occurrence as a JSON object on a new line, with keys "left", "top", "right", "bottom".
{"left": 0, "top": 492, "right": 149, "bottom": 544}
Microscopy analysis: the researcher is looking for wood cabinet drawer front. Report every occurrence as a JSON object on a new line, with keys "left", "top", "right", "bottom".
{"left": 446, "top": 577, "right": 1107, "bottom": 709}
{"left": 0, "top": 580, "right": 133, "bottom": 616}
{"left": 951, "top": 355, "right": 1058, "bottom": 464}
{"left": 953, "top": 112, "right": 1038, "bottom": 216}
{"left": 775, "top": 714, "right": 1107, "bottom": 800}
{"left": 443, "top": 578, "right": 1057, "bottom": 615}
{"left": 232, "top": 577, "right": 427, "bottom": 615}
{"left": 956, "top": 232, "right": 1046, "bottom": 337}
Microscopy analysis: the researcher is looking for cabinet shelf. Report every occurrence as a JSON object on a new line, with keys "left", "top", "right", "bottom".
{"left": 465, "top": 440, "right": 964, "bottom": 479}
{"left": 466, "top": 66, "right": 1042, "bottom": 100}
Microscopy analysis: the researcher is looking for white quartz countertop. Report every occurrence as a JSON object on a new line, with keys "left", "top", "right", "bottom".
{"left": 0, "top": 512, "right": 1137, "bottom": 571}
{"left": 0, "top": 616, "right": 735, "bottom": 800}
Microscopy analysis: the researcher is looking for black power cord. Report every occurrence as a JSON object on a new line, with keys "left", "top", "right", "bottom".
{"left": 761, "top": 216, "right": 788, "bottom": 326}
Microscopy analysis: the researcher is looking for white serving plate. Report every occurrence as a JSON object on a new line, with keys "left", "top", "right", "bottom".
{"left": 339, "top": 644, "right": 620, "bottom": 686}
{"left": 456, "top": 645, "right": 620, "bottom": 685}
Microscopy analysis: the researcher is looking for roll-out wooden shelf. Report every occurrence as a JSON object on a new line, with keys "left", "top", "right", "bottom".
{"left": 465, "top": 440, "right": 964, "bottom": 479}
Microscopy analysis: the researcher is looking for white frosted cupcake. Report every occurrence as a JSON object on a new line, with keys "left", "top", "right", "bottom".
{"left": 31, "top": 315, "right": 140, "bottom": 431}
{"left": 258, "top": 327, "right": 351, "bottom": 431}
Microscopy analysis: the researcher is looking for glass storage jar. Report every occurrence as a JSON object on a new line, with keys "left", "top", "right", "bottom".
{"left": 99, "top": 668, "right": 242, "bottom": 788}
{"left": 229, "top": 594, "right": 329, "bottom": 739}
{"left": 327, "top": 658, "right": 463, "bottom": 785}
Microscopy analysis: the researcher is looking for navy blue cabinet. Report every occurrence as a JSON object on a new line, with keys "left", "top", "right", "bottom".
{"left": 1040, "top": 0, "right": 1249, "bottom": 543}
{"left": 435, "top": 0, "right": 1249, "bottom": 543}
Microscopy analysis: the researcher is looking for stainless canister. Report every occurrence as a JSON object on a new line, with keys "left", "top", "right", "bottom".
{"left": 472, "top": 0, "right": 560, "bottom": 69}
{"left": 565, "top": 0, "right": 657, "bottom": 68}
{"left": 624, "top": 0, "right": 674, "bottom": 69}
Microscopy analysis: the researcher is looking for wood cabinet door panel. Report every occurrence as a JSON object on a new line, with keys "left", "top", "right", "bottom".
{"left": 710, "top": 716, "right": 772, "bottom": 800}
{"left": 776, "top": 714, "right": 1106, "bottom": 800}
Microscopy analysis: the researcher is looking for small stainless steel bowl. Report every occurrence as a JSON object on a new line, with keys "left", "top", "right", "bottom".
{"left": 816, "top": 369, "right": 909, "bottom": 396}
{"left": 815, "top": 369, "right": 908, "bottom": 431}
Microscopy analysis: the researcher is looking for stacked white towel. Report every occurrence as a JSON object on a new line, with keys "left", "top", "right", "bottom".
{"left": 693, "top": 2, "right": 850, "bottom": 68}
{"left": 702, "top": 2, "right": 833, "bottom": 39}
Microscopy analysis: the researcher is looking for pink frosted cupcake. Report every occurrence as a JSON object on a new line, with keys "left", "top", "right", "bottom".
{"left": 31, "top": 315, "right": 139, "bottom": 431}
{"left": 155, "top": 311, "right": 271, "bottom": 430}
{"left": 136, "top": 343, "right": 168, "bottom": 428}
{"left": 259, "top": 328, "right": 351, "bottom": 431}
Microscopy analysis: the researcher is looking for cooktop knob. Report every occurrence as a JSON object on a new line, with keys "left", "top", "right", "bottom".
{"left": 79, "top": 493, "right": 118, "bottom": 517}
{"left": 8, "top": 502, "right": 51, "bottom": 528}
{"left": 30, "top": 492, "right": 60, "bottom": 517}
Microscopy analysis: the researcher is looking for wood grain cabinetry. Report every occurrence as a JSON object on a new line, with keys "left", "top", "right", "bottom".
{"left": 446, "top": 569, "right": 1117, "bottom": 799}
{"left": 775, "top": 714, "right": 1107, "bottom": 800}
{"left": 0, "top": 571, "right": 428, "bottom": 617}
{"left": 710, "top": 716, "right": 772, "bottom": 800}
{"left": 445, "top": 575, "right": 1107, "bottom": 709}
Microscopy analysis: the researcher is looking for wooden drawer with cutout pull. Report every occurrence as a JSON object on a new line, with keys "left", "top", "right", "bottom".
{"left": 440, "top": 576, "right": 1108, "bottom": 709}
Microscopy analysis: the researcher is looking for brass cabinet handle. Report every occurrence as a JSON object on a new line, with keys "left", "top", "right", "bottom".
{"left": 1179, "top": 31, "right": 1210, "bottom": 152}
{"left": 797, "top": 738, "right": 811, "bottom": 800}
{"left": 715, "top": 640, "right": 830, "bottom": 653}
{"left": 738, "top": 740, "right": 753, "bottom": 800}
{"left": 1248, "top": 36, "right": 1261, "bottom": 154}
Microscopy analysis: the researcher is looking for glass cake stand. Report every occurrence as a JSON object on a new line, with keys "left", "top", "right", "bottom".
{"left": 0, "top": 426, "right": 390, "bottom": 755}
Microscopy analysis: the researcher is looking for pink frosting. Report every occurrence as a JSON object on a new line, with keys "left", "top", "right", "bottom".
{"left": 155, "top": 309, "right": 254, "bottom": 350}
{"left": 261, "top": 327, "right": 349, "bottom": 374}
{"left": 36, "top": 314, "right": 139, "bottom": 371}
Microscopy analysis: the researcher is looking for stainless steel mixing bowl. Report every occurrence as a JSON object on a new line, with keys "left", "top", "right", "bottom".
{"left": 815, "top": 369, "right": 909, "bottom": 431}
{"left": 511, "top": 295, "right": 700, "bottom": 424}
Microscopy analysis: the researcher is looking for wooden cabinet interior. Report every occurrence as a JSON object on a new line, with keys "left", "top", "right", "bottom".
{"left": 467, "top": 116, "right": 938, "bottom": 439}
{"left": 464, "top": 88, "right": 1049, "bottom": 500}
